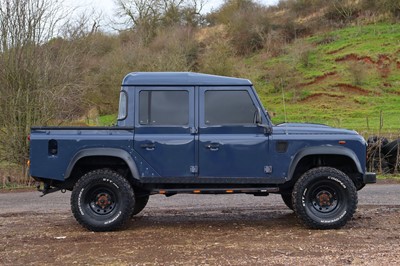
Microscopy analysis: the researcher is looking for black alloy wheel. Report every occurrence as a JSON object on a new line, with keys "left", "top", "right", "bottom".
{"left": 71, "top": 169, "right": 135, "bottom": 231}
{"left": 292, "top": 167, "right": 357, "bottom": 229}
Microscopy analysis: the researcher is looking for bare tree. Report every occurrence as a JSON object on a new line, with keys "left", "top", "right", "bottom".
{"left": 330, "top": 0, "right": 359, "bottom": 22}
{"left": 114, "top": 0, "right": 206, "bottom": 43}
{"left": 114, "top": 0, "right": 161, "bottom": 43}
{"left": 61, "top": 10, "right": 103, "bottom": 40}
{"left": 0, "top": 0, "right": 87, "bottom": 182}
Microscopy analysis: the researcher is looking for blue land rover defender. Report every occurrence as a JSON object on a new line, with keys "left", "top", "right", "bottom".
{"left": 29, "top": 72, "right": 376, "bottom": 231}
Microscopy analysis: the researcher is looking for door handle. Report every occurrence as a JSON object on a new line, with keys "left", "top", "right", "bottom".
{"left": 140, "top": 142, "right": 155, "bottom": 151}
{"left": 206, "top": 143, "right": 220, "bottom": 151}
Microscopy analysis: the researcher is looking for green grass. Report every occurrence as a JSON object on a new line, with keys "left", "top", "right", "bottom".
{"left": 377, "top": 174, "right": 400, "bottom": 183}
{"left": 0, "top": 161, "right": 34, "bottom": 189}
{"left": 247, "top": 23, "right": 400, "bottom": 134}
{"left": 0, "top": 183, "right": 34, "bottom": 190}
{"left": 86, "top": 114, "right": 117, "bottom": 126}
{"left": 98, "top": 114, "right": 117, "bottom": 126}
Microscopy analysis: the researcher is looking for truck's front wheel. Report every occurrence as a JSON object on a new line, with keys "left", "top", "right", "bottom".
{"left": 71, "top": 169, "right": 135, "bottom": 231}
{"left": 292, "top": 167, "right": 357, "bottom": 229}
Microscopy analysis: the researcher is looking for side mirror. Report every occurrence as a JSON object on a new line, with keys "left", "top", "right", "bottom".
{"left": 254, "top": 107, "right": 262, "bottom": 125}
{"left": 255, "top": 107, "right": 272, "bottom": 135}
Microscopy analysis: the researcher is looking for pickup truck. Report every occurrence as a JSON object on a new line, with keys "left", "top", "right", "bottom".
{"left": 29, "top": 72, "right": 376, "bottom": 232}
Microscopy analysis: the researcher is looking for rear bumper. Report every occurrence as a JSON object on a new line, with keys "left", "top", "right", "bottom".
{"left": 363, "top": 172, "right": 376, "bottom": 184}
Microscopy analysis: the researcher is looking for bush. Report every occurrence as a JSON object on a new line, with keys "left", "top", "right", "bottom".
{"left": 285, "top": 0, "right": 325, "bottom": 15}
{"left": 378, "top": 0, "right": 400, "bottom": 19}
{"left": 210, "top": 0, "right": 271, "bottom": 55}
{"left": 290, "top": 39, "right": 314, "bottom": 68}
{"left": 198, "top": 31, "right": 235, "bottom": 76}
{"left": 347, "top": 61, "right": 368, "bottom": 86}
{"left": 264, "top": 30, "right": 287, "bottom": 57}
{"left": 150, "top": 26, "right": 199, "bottom": 70}
{"left": 325, "top": 0, "right": 360, "bottom": 23}
{"left": 265, "top": 62, "right": 300, "bottom": 94}
{"left": 228, "top": 6, "right": 270, "bottom": 55}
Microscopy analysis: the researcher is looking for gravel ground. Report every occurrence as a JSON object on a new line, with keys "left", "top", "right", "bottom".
{"left": 0, "top": 184, "right": 399, "bottom": 265}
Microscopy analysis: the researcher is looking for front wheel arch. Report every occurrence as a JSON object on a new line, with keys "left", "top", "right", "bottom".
{"left": 288, "top": 147, "right": 363, "bottom": 180}
{"left": 287, "top": 153, "right": 363, "bottom": 191}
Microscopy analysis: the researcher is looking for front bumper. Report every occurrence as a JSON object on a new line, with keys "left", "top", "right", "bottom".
{"left": 363, "top": 172, "right": 377, "bottom": 184}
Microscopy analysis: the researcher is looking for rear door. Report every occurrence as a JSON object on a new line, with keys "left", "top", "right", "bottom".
{"left": 134, "top": 87, "right": 195, "bottom": 177}
{"left": 198, "top": 87, "right": 269, "bottom": 178}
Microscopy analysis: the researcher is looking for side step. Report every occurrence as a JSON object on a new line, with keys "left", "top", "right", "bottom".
{"left": 154, "top": 187, "right": 279, "bottom": 196}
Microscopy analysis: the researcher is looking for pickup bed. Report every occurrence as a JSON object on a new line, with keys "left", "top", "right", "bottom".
{"left": 30, "top": 72, "right": 376, "bottom": 231}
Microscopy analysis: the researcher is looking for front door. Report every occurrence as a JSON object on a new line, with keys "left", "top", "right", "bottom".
{"left": 134, "top": 87, "right": 195, "bottom": 177}
{"left": 198, "top": 87, "right": 269, "bottom": 178}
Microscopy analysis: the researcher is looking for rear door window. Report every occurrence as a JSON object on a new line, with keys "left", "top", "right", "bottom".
{"left": 139, "top": 90, "right": 189, "bottom": 126}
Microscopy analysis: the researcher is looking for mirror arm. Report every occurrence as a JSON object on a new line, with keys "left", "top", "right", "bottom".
{"left": 257, "top": 123, "right": 272, "bottom": 135}
{"left": 255, "top": 106, "right": 272, "bottom": 135}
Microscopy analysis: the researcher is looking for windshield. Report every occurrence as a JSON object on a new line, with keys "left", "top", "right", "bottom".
{"left": 117, "top": 91, "right": 127, "bottom": 120}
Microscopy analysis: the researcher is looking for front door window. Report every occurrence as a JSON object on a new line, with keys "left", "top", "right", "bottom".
{"left": 204, "top": 90, "right": 256, "bottom": 125}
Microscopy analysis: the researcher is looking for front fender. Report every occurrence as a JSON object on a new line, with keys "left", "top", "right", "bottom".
{"left": 287, "top": 146, "right": 363, "bottom": 180}
{"left": 65, "top": 148, "right": 140, "bottom": 180}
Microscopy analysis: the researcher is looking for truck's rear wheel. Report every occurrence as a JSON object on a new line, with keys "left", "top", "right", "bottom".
{"left": 71, "top": 169, "right": 135, "bottom": 231}
{"left": 132, "top": 195, "right": 149, "bottom": 216}
{"left": 292, "top": 167, "right": 357, "bottom": 229}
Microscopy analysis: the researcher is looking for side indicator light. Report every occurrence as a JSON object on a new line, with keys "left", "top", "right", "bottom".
{"left": 226, "top": 190, "right": 233, "bottom": 193}
{"left": 339, "top": 141, "right": 346, "bottom": 145}
{"left": 193, "top": 190, "right": 201, "bottom": 193}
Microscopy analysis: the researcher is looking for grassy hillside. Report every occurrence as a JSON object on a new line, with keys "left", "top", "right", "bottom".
{"left": 247, "top": 23, "right": 400, "bottom": 135}
{"left": 97, "top": 24, "right": 400, "bottom": 136}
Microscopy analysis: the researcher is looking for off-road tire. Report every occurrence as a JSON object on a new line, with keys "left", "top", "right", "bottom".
{"left": 292, "top": 167, "right": 357, "bottom": 229}
{"left": 281, "top": 193, "right": 293, "bottom": 210}
{"left": 132, "top": 195, "right": 149, "bottom": 216}
{"left": 71, "top": 169, "right": 135, "bottom": 232}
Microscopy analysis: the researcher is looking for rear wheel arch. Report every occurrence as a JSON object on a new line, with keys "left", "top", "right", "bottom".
{"left": 65, "top": 148, "right": 140, "bottom": 189}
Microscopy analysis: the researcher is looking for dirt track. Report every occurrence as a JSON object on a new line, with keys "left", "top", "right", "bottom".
{"left": 1, "top": 184, "right": 400, "bottom": 265}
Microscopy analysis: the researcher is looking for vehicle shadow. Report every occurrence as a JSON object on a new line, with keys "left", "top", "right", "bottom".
{"left": 128, "top": 207, "right": 299, "bottom": 230}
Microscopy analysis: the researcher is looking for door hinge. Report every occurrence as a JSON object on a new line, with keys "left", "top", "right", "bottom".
{"left": 264, "top": 166, "right": 273, "bottom": 174}
{"left": 190, "top": 165, "right": 198, "bottom": 174}
{"left": 190, "top": 127, "right": 198, "bottom": 135}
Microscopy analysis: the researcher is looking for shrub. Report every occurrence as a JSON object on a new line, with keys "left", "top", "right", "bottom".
{"left": 325, "top": 0, "right": 360, "bottom": 24}
{"left": 264, "top": 30, "right": 288, "bottom": 57}
{"left": 289, "top": 39, "right": 314, "bottom": 68}
{"left": 347, "top": 61, "right": 368, "bottom": 86}
{"left": 265, "top": 62, "right": 300, "bottom": 94}
{"left": 198, "top": 34, "right": 235, "bottom": 76}
{"left": 210, "top": 0, "right": 271, "bottom": 55}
